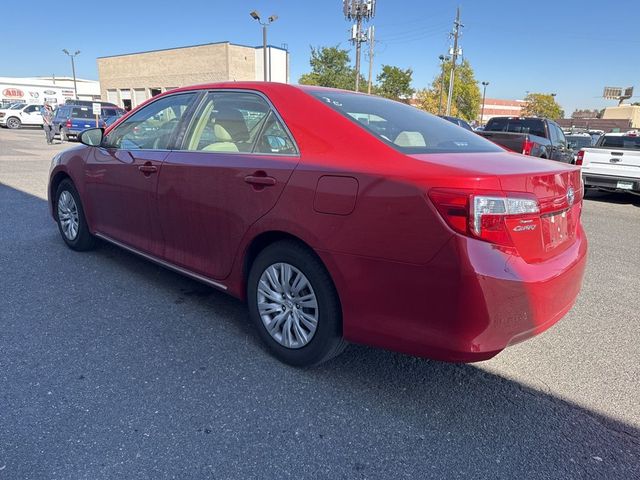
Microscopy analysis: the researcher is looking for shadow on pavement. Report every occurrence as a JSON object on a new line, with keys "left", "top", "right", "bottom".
{"left": 1, "top": 183, "right": 638, "bottom": 479}
{"left": 584, "top": 188, "right": 640, "bottom": 207}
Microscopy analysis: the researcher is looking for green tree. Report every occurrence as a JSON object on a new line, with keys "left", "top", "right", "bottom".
{"left": 419, "top": 59, "right": 482, "bottom": 121}
{"left": 375, "top": 65, "right": 415, "bottom": 101}
{"left": 522, "top": 93, "right": 564, "bottom": 120}
{"left": 414, "top": 88, "right": 459, "bottom": 117}
{"left": 298, "top": 45, "right": 365, "bottom": 91}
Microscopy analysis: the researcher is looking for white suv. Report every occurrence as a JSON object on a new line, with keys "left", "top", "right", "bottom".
{"left": 0, "top": 104, "right": 44, "bottom": 129}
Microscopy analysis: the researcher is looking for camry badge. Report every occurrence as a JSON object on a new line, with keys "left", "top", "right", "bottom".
{"left": 567, "top": 187, "right": 575, "bottom": 206}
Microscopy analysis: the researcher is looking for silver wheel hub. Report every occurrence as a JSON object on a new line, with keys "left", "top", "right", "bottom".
{"left": 257, "top": 262, "right": 319, "bottom": 349}
{"left": 57, "top": 190, "right": 79, "bottom": 241}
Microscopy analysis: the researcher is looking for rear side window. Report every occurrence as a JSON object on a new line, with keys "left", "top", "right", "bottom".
{"left": 101, "top": 107, "right": 125, "bottom": 117}
{"left": 182, "top": 92, "right": 271, "bottom": 153}
{"left": 72, "top": 107, "right": 93, "bottom": 119}
{"left": 485, "top": 118, "right": 547, "bottom": 138}
{"left": 599, "top": 135, "right": 640, "bottom": 149}
{"left": 308, "top": 90, "right": 501, "bottom": 154}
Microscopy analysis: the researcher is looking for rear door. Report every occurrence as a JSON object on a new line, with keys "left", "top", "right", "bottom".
{"left": 157, "top": 90, "right": 299, "bottom": 279}
{"left": 84, "top": 92, "right": 199, "bottom": 256}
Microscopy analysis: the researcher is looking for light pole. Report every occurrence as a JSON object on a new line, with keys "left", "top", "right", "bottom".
{"left": 62, "top": 49, "right": 80, "bottom": 99}
{"left": 481, "top": 81, "right": 489, "bottom": 125}
{"left": 438, "top": 55, "right": 449, "bottom": 115}
{"left": 250, "top": 11, "right": 278, "bottom": 82}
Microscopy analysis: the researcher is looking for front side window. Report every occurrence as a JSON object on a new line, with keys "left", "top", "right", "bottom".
{"left": 182, "top": 92, "right": 271, "bottom": 152}
{"left": 308, "top": 90, "right": 501, "bottom": 154}
{"left": 104, "top": 93, "right": 197, "bottom": 150}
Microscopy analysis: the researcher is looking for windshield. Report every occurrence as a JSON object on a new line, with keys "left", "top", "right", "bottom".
{"left": 307, "top": 90, "right": 502, "bottom": 154}
{"left": 599, "top": 135, "right": 640, "bottom": 149}
{"left": 9, "top": 104, "right": 24, "bottom": 110}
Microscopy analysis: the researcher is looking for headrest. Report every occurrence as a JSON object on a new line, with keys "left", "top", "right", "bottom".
{"left": 214, "top": 123, "right": 233, "bottom": 142}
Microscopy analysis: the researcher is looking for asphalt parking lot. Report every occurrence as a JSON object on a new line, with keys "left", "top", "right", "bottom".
{"left": 1, "top": 127, "right": 639, "bottom": 479}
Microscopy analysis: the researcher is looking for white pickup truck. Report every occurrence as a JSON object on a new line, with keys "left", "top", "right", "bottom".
{"left": 578, "top": 131, "right": 640, "bottom": 194}
{"left": 0, "top": 103, "right": 43, "bottom": 129}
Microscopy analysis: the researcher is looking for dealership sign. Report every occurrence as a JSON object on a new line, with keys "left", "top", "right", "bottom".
{"left": 2, "top": 88, "right": 24, "bottom": 98}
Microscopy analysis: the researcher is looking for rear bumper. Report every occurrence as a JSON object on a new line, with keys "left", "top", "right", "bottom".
{"left": 582, "top": 172, "right": 640, "bottom": 192}
{"left": 318, "top": 225, "right": 588, "bottom": 362}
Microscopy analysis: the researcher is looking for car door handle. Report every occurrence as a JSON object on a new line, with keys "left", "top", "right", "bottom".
{"left": 244, "top": 174, "right": 276, "bottom": 186}
{"left": 138, "top": 163, "right": 158, "bottom": 175}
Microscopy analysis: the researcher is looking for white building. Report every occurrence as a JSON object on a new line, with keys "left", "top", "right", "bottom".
{"left": 0, "top": 76, "right": 100, "bottom": 107}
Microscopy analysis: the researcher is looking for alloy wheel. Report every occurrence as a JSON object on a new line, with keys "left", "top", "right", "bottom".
{"left": 257, "top": 262, "right": 319, "bottom": 349}
{"left": 57, "top": 191, "right": 80, "bottom": 240}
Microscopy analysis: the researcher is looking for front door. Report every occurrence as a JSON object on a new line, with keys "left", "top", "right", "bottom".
{"left": 84, "top": 92, "right": 198, "bottom": 256}
{"left": 156, "top": 91, "right": 300, "bottom": 280}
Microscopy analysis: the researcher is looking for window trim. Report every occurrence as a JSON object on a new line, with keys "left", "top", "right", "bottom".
{"left": 177, "top": 88, "right": 300, "bottom": 157}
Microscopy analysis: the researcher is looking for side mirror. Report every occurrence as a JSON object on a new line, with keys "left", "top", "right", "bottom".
{"left": 78, "top": 128, "right": 104, "bottom": 147}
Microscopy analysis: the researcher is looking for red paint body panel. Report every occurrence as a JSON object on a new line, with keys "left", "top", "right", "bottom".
{"left": 49, "top": 82, "right": 588, "bottom": 362}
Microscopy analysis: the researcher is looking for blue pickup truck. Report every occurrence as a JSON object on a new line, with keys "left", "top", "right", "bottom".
{"left": 52, "top": 104, "right": 125, "bottom": 141}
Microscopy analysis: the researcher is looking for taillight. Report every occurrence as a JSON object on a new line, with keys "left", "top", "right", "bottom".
{"left": 522, "top": 139, "right": 534, "bottom": 155}
{"left": 576, "top": 150, "right": 585, "bottom": 166}
{"left": 429, "top": 189, "right": 540, "bottom": 247}
{"left": 65, "top": 119, "right": 72, "bottom": 129}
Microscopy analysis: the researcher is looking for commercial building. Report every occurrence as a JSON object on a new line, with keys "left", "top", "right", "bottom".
{"left": 97, "top": 41, "right": 289, "bottom": 110}
{"left": 601, "top": 104, "right": 640, "bottom": 128}
{"left": 0, "top": 76, "right": 100, "bottom": 107}
{"left": 478, "top": 98, "right": 526, "bottom": 124}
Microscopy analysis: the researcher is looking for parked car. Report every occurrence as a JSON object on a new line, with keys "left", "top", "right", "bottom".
{"left": 577, "top": 131, "right": 640, "bottom": 194}
{"left": 64, "top": 99, "right": 119, "bottom": 108}
{"left": 479, "top": 117, "right": 573, "bottom": 163}
{"left": 0, "top": 103, "right": 43, "bottom": 129}
{"left": 566, "top": 133, "right": 594, "bottom": 163}
{"left": 48, "top": 83, "right": 587, "bottom": 366}
{"left": 439, "top": 115, "right": 473, "bottom": 131}
{"left": 52, "top": 104, "right": 126, "bottom": 141}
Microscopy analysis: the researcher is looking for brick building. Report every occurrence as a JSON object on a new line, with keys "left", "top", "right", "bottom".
{"left": 97, "top": 41, "right": 289, "bottom": 110}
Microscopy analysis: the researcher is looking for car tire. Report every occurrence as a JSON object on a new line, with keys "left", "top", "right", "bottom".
{"left": 247, "top": 240, "right": 347, "bottom": 367}
{"left": 6, "top": 117, "right": 21, "bottom": 129}
{"left": 55, "top": 179, "right": 97, "bottom": 251}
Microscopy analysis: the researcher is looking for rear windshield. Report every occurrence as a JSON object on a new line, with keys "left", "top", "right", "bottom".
{"left": 566, "top": 135, "right": 593, "bottom": 148}
{"left": 308, "top": 90, "right": 501, "bottom": 154}
{"left": 599, "top": 135, "right": 640, "bottom": 149}
{"left": 485, "top": 118, "right": 546, "bottom": 138}
{"left": 72, "top": 107, "right": 93, "bottom": 119}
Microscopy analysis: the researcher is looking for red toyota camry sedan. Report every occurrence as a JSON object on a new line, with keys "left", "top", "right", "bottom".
{"left": 48, "top": 82, "right": 587, "bottom": 366}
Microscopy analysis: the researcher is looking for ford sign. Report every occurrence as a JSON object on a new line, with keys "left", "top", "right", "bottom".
{"left": 43, "top": 90, "right": 57, "bottom": 95}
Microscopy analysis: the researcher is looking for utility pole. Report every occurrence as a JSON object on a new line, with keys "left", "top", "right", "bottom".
{"left": 344, "top": 0, "right": 376, "bottom": 92}
{"left": 250, "top": 11, "right": 278, "bottom": 82}
{"left": 62, "top": 49, "right": 80, "bottom": 99}
{"left": 438, "top": 55, "right": 449, "bottom": 115}
{"left": 445, "top": 7, "right": 463, "bottom": 116}
{"left": 481, "top": 81, "right": 489, "bottom": 125}
{"left": 367, "top": 25, "right": 375, "bottom": 94}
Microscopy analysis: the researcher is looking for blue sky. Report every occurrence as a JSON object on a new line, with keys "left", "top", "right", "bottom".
{"left": 2, "top": 0, "right": 638, "bottom": 114}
